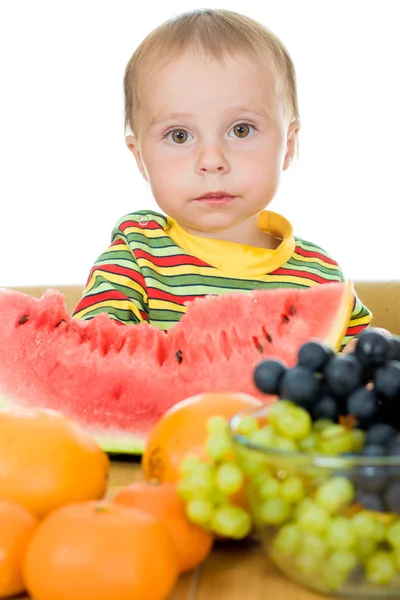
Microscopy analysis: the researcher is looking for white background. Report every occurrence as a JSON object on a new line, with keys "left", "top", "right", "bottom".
{"left": 1, "top": 0, "right": 398, "bottom": 286}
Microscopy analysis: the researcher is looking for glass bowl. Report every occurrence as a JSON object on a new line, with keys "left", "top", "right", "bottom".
{"left": 229, "top": 406, "right": 400, "bottom": 598}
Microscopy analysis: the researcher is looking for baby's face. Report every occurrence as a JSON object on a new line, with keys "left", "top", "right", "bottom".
{"left": 129, "top": 51, "right": 298, "bottom": 238}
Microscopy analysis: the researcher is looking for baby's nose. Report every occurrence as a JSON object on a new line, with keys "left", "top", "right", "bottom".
{"left": 196, "top": 145, "right": 229, "bottom": 174}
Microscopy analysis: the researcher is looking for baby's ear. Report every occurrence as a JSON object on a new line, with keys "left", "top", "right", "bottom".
{"left": 125, "top": 135, "right": 148, "bottom": 181}
{"left": 283, "top": 120, "right": 301, "bottom": 170}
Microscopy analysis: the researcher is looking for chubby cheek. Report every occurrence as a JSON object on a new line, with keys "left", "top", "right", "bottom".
{"left": 142, "top": 149, "right": 193, "bottom": 195}
{"left": 235, "top": 147, "right": 282, "bottom": 192}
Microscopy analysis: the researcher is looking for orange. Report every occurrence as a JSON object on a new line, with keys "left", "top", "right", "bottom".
{"left": 0, "top": 500, "right": 38, "bottom": 598}
{"left": 142, "top": 391, "right": 263, "bottom": 482}
{"left": 113, "top": 480, "right": 214, "bottom": 573}
{"left": 0, "top": 407, "right": 110, "bottom": 518}
{"left": 23, "top": 500, "right": 179, "bottom": 600}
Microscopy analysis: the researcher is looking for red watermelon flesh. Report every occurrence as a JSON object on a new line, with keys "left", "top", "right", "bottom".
{"left": 0, "top": 282, "right": 353, "bottom": 454}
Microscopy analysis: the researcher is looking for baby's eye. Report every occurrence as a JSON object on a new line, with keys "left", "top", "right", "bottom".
{"left": 165, "top": 129, "right": 193, "bottom": 144}
{"left": 229, "top": 123, "right": 255, "bottom": 139}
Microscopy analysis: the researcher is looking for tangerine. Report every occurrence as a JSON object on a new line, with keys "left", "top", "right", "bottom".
{"left": 142, "top": 391, "right": 263, "bottom": 482}
{"left": 23, "top": 500, "right": 179, "bottom": 600}
{"left": 0, "top": 500, "right": 38, "bottom": 598}
{"left": 113, "top": 480, "right": 213, "bottom": 573}
{"left": 0, "top": 407, "right": 109, "bottom": 518}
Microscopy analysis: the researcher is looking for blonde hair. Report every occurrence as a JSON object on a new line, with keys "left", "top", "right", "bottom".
{"left": 124, "top": 9, "right": 299, "bottom": 135}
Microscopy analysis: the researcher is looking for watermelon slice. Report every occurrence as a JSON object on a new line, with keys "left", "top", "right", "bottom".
{"left": 0, "top": 282, "right": 353, "bottom": 454}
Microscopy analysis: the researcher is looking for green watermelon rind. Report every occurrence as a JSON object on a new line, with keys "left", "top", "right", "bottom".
{"left": 0, "top": 396, "right": 144, "bottom": 455}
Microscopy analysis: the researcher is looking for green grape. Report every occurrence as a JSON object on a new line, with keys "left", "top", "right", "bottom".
{"left": 207, "top": 415, "right": 229, "bottom": 435}
{"left": 315, "top": 476, "right": 355, "bottom": 514}
{"left": 351, "top": 428, "right": 365, "bottom": 452}
{"left": 177, "top": 478, "right": 196, "bottom": 501}
{"left": 352, "top": 511, "right": 378, "bottom": 539}
{"left": 268, "top": 400, "right": 293, "bottom": 428}
{"left": 301, "top": 532, "right": 327, "bottom": 558}
{"left": 205, "top": 432, "right": 232, "bottom": 461}
{"left": 314, "top": 419, "right": 334, "bottom": 432}
{"left": 394, "top": 549, "right": 400, "bottom": 570}
{"left": 321, "top": 563, "right": 348, "bottom": 591}
{"left": 275, "top": 406, "right": 312, "bottom": 441}
{"left": 210, "top": 505, "right": 252, "bottom": 539}
{"left": 233, "top": 414, "right": 259, "bottom": 436}
{"left": 372, "top": 520, "right": 387, "bottom": 544}
{"left": 326, "top": 516, "right": 356, "bottom": 551}
{"left": 271, "top": 436, "right": 299, "bottom": 451}
{"left": 211, "top": 489, "right": 229, "bottom": 506}
{"left": 280, "top": 476, "right": 305, "bottom": 504}
{"left": 296, "top": 500, "right": 330, "bottom": 534}
{"left": 298, "top": 432, "right": 318, "bottom": 452}
{"left": 295, "top": 552, "right": 319, "bottom": 576}
{"left": 239, "top": 457, "right": 265, "bottom": 477}
{"left": 251, "top": 470, "right": 273, "bottom": 488}
{"left": 272, "top": 522, "right": 301, "bottom": 556}
{"left": 387, "top": 519, "right": 400, "bottom": 550}
{"left": 365, "top": 551, "right": 397, "bottom": 585}
{"left": 179, "top": 455, "right": 204, "bottom": 477}
{"left": 295, "top": 498, "right": 314, "bottom": 520}
{"left": 317, "top": 425, "right": 354, "bottom": 455}
{"left": 258, "top": 476, "right": 281, "bottom": 499}
{"left": 215, "top": 462, "right": 244, "bottom": 495}
{"left": 186, "top": 498, "right": 214, "bottom": 526}
{"left": 177, "top": 466, "right": 215, "bottom": 500}
{"left": 354, "top": 536, "right": 376, "bottom": 562}
{"left": 259, "top": 497, "right": 291, "bottom": 525}
{"left": 250, "top": 425, "right": 275, "bottom": 447}
{"left": 327, "top": 550, "right": 358, "bottom": 575}
{"left": 235, "top": 446, "right": 266, "bottom": 476}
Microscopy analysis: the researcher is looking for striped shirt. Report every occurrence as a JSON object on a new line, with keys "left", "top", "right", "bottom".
{"left": 73, "top": 209, "right": 371, "bottom": 347}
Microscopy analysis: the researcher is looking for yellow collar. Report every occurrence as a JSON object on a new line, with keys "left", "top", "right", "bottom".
{"left": 166, "top": 211, "right": 295, "bottom": 277}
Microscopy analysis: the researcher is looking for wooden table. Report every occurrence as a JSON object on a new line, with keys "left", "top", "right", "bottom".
{"left": 22, "top": 458, "right": 331, "bottom": 599}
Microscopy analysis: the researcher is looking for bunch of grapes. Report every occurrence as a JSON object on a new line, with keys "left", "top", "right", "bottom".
{"left": 177, "top": 415, "right": 253, "bottom": 540}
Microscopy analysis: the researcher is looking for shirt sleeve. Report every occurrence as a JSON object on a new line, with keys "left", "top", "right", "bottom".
{"left": 72, "top": 233, "right": 149, "bottom": 325}
{"left": 340, "top": 291, "right": 372, "bottom": 350}
{"left": 334, "top": 259, "right": 372, "bottom": 350}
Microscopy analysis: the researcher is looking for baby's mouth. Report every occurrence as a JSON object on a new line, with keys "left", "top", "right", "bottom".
{"left": 194, "top": 191, "right": 236, "bottom": 204}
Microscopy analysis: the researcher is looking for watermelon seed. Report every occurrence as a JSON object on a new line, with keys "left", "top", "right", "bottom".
{"left": 252, "top": 336, "right": 264, "bottom": 354}
{"left": 219, "top": 330, "right": 232, "bottom": 360}
{"left": 289, "top": 305, "right": 297, "bottom": 316}
{"left": 55, "top": 319, "right": 66, "bottom": 328}
{"left": 202, "top": 334, "right": 215, "bottom": 363}
{"left": 176, "top": 350, "right": 183, "bottom": 363}
{"left": 282, "top": 314, "right": 290, "bottom": 323}
{"left": 17, "top": 315, "right": 29, "bottom": 325}
{"left": 262, "top": 327, "right": 273, "bottom": 343}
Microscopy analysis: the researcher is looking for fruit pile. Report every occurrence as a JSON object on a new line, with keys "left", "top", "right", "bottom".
{"left": 0, "top": 407, "right": 214, "bottom": 600}
{"left": 178, "top": 330, "right": 400, "bottom": 592}
{"left": 2, "top": 326, "right": 400, "bottom": 598}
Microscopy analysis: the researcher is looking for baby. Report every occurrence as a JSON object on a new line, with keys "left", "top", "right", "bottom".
{"left": 73, "top": 8, "right": 371, "bottom": 350}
